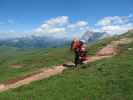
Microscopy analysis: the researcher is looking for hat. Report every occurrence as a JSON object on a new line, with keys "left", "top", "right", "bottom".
{"left": 80, "top": 40, "right": 86, "bottom": 44}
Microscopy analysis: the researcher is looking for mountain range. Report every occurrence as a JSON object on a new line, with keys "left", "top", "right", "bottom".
{"left": 0, "top": 31, "right": 112, "bottom": 48}
{"left": 81, "top": 31, "right": 111, "bottom": 42}
{"left": 0, "top": 35, "right": 71, "bottom": 48}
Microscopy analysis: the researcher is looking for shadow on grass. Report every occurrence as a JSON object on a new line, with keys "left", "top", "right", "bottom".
{"left": 63, "top": 64, "right": 75, "bottom": 68}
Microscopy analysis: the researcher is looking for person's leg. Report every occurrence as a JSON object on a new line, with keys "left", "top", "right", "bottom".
{"left": 74, "top": 54, "right": 78, "bottom": 67}
{"left": 80, "top": 58, "right": 83, "bottom": 64}
{"left": 74, "top": 50, "right": 80, "bottom": 67}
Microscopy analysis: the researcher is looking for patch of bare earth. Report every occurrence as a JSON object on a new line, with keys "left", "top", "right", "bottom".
{"left": 10, "top": 64, "right": 24, "bottom": 68}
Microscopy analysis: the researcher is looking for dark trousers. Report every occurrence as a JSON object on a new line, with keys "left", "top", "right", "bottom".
{"left": 74, "top": 50, "right": 80, "bottom": 67}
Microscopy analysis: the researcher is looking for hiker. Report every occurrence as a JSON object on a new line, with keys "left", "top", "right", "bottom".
{"left": 71, "top": 38, "right": 81, "bottom": 67}
{"left": 71, "top": 38, "right": 87, "bottom": 67}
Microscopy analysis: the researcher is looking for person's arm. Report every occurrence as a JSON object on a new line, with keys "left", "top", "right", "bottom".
{"left": 70, "top": 41, "right": 74, "bottom": 50}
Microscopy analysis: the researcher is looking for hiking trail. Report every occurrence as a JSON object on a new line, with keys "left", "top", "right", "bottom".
{"left": 0, "top": 37, "right": 132, "bottom": 93}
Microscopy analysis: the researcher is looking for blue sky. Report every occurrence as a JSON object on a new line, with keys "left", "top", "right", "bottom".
{"left": 0, "top": 0, "right": 133, "bottom": 38}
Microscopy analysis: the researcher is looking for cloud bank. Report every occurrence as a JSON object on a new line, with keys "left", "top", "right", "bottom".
{"left": 96, "top": 14, "right": 133, "bottom": 35}
{"left": 33, "top": 14, "right": 133, "bottom": 38}
{"left": 34, "top": 16, "right": 68, "bottom": 37}
{"left": 0, "top": 14, "right": 133, "bottom": 39}
{"left": 34, "top": 16, "right": 90, "bottom": 38}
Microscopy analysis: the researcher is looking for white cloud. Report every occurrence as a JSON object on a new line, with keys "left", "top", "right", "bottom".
{"left": 35, "top": 27, "right": 43, "bottom": 33}
{"left": 34, "top": 27, "right": 66, "bottom": 35}
{"left": 41, "top": 24, "right": 50, "bottom": 29}
{"left": 67, "top": 21, "right": 90, "bottom": 36}
{"left": 39, "top": 27, "right": 66, "bottom": 34}
{"left": 45, "top": 16, "right": 68, "bottom": 26}
{"left": 100, "top": 23, "right": 133, "bottom": 35}
{"left": 67, "top": 21, "right": 88, "bottom": 28}
{"left": 76, "top": 21, "right": 88, "bottom": 27}
{"left": 96, "top": 18, "right": 111, "bottom": 26}
{"left": 96, "top": 14, "right": 133, "bottom": 35}
{"left": 96, "top": 15, "right": 132, "bottom": 26}
{"left": 34, "top": 16, "right": 90, "bottom": 38}
{"left": 47, "top": 28, "right": 65, "bottom": 33}
{"left": 34, "top": 16, "right": 69, "bottom": 38}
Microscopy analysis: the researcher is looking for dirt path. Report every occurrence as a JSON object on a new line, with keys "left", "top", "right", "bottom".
{"left": 0, "top": 65, "right": 65, "bottom": 92}
{"left": 0, "top": 37, "right": 132, "bottom": 93}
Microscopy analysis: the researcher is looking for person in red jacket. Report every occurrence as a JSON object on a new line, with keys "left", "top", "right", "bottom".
{"left": 71, "top": 38, "right": 87, "bottom": 67}
{"left": 70, "top": 38, "right": 81, "bottom": 67}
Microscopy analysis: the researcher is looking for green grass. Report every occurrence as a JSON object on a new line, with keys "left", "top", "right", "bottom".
{"left": 119, "top": 30, "right": 133, "bottom": 38}
{"left": 0, "top": 46, "right": 74, "bottom": 82}
{"left": 0, "top": 33, "right": 133, "bottom": 100}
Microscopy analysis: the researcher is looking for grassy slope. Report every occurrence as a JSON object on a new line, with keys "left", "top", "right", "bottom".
{"left": 86, "top": 37, "right": 116, "bottom": 55}
{"left": 0, "top": 46, "right": 73, "bottom": 82}
{"left": 0, "top": 32, "right": 133, "bottom": 100}
{"left": 0, "top": 37, "right": 115, "bottom": 83}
